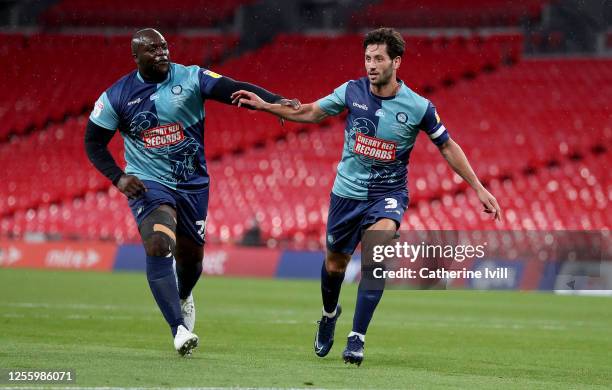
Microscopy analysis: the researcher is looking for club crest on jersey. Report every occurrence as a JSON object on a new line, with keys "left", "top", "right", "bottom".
{"left": 171, "top": 85, "right": 182, "bottom": 95}
{"left": 142, "top": 123, "right": 185, "bottom": 148}
{"left": 396, "top": 112, "right": 408, "bottom": 124}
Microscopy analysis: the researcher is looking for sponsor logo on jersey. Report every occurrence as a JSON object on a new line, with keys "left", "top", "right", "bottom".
{"left": 396, "top": 112, "right": 408, "bottom": 124}
{"left": 203, "top": 70, "right": 222, "bottom": 79}
{"left": 352, "top": 102, "right": 368, "bottom": 111}
{"left": 171, "top": 85, "right": 183, "bottom": 95}
{"left": 353, "top": 132, "right": 396, "bottom": 161}
{"left": 127, "top": 97, "right": 142, "bottom": 106}
{"left": 92, "top": 100, "right": 104, "bottom": 118}
{"left": 142, "top": 123, "right": 185, "bottom": 148}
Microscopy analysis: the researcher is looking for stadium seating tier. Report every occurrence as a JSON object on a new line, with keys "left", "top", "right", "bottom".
{"left": 1, "top": 31, "right": 609, "bottom": 245}
{"left": 41, "top": 0, "right": 255, "bottom": 29}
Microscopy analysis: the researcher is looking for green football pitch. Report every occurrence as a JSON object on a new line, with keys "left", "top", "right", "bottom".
{"left": 1, "top": 269, "right": 611, "bottom": 389}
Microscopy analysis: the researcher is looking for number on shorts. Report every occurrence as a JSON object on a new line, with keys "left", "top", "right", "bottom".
{"left": 196, "top": 219, "right": 206, "bottom": 239}
{"left": 384, "top": 198, "right": 398, "bottom": 209}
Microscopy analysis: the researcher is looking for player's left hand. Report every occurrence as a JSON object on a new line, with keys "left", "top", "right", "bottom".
{"left": 231, "top": 90, "right": 265, "bottom": 109}
{"left": 477, "top": 188, "right": 502, "bottom": 222}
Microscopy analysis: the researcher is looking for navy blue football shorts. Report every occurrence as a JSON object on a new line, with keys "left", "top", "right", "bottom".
{"left": 128, "top": 180, "right": 209, "bottom": 246}
{"left": 326, "top": 190, "right": 409, "bottom": 255}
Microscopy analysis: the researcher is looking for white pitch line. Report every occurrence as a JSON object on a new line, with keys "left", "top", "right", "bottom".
{"left": 1, "top": 302, "right": 156, "bottom": 312}
{"left": 1, "top": 313, "right": 148, "bottom": 321}
{"left": 0, "top": 387, "right": 329, "bottom": 390}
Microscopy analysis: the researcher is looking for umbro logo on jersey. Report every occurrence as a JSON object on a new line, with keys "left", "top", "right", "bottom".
{"left": 352, "top": 102, "right": 368, "bottom": 111}
{"left": 127, "top": 98, "right": 142, "bottom": 106}
{"left": 375, "top": 109, "right": 385, "bottom": 117}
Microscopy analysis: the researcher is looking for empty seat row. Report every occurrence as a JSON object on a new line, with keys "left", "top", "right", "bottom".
{"left": 351, "top": 0, "right": 550, "bottom": 28}
{"left": 41, "top": 0, "right": 255, "bottom": 28}
{"left": 0, "top": 33, "right": 238, "bottom": 139}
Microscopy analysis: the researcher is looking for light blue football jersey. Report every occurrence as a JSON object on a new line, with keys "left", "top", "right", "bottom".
{"left": 89, "top": 63, "right": 223, "bottom": 192}
{"left": 318, "top": 77, "right": 449, "bottom": 200}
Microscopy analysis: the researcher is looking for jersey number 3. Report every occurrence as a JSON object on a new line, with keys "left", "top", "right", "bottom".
{"left": 384, "top": 198, "right": 398, "bottom": 209}
{"left": 196, "top": 220, "right": 206, "bottom": 240}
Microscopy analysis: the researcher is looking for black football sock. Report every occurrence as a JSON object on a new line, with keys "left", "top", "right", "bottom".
{"left": 321, "top": 261, "right": 345, "bottom": 315}
{"left": 352, "top": 282, "right": 384, "bottom": 335}
{"left": 175, "top": 261, "right": 203, "bottom": 300}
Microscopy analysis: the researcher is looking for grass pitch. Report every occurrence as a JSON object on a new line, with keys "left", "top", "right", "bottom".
{"left": 0, "top": 268, "right": 611, "bottom": 389}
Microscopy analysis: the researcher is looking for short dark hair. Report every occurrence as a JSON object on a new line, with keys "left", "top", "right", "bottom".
{"left": 363, "top": 28, "right": 405, "bottom": 59}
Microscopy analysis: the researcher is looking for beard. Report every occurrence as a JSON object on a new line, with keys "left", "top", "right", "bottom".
{"left": 152, "top": 62, "right": 169, "bottom": 76}
{"left": 370, "top": 67, "right": 393, "bottom": 86}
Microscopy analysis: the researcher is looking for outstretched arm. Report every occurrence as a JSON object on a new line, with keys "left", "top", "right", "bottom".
{"left": 438, "top": 139, "right": 502, "bottom": 221}
{"left": 231, "top": 90, "right": 329, "bottom": 123}
{"left": 207, "top": 76, "right": 299, "bottom": 109}
{"left": 419, "top": 101, "right": 501, "bottom": 222}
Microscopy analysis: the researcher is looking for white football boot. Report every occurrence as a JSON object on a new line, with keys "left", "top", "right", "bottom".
{"left": 174, "top": 325, "right": 199, "bottom": 356}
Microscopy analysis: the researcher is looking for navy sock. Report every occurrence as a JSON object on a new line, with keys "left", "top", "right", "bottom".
{"left": 175, "top": 261, "right": 203, "bottom": 300}
{"left": 321, "top": 262, "right": 345, "bottom": 314}
{"left": 352, "top": 282, "right": 384, "bottom": 335}
{"left": 146, "top": 255, "right": 184, "bottom": 337}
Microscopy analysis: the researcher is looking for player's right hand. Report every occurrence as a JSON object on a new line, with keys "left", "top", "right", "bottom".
{"left": 116, "top": 174, "right": 147, "bottom": 199}
{"left": 477, "top": 187, "right": 502, "bottom": 222}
